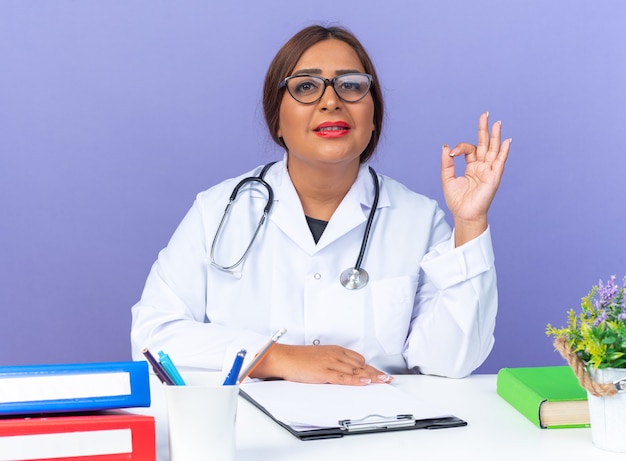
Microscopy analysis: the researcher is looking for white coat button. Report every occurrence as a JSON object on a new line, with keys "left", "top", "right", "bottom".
{"left": 313, "top": 339, "right": 320, "bottom": 346}
{"left": 314, "top": 273, "right": 321, "bottom": 280}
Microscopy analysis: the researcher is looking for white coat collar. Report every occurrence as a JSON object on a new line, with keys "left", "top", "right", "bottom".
{"left": 264, "top": 155, "right": 390, "bottom": 254}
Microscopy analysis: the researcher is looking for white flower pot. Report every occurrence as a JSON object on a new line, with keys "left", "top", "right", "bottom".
{"left": 588, "top": 367, "right": 626, "bottom": 452}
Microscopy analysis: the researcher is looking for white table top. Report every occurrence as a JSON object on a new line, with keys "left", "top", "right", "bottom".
{"left": 135, "top": 373, "right": 625, "bottom": 461}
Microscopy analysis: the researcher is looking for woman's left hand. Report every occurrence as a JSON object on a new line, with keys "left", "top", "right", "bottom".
{"left": 441, "top": 112, "right": 511, "bottom": 246}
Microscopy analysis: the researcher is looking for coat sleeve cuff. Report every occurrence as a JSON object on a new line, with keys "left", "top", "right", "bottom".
{"left": 420, "top": 226, "right": 495, "bottom": 290}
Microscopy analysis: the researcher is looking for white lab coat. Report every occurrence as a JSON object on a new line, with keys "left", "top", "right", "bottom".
{"left": 131, "top": 158, "right": 497, "bottom": 378}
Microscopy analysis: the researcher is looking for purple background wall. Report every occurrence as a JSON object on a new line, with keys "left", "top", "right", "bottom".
{"left": 1, "top": 1, "right": 625, "bottom": 373}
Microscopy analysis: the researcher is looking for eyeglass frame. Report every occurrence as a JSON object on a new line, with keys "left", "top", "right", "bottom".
{"left": 278, "top": 72, "right": 374, "bottom": 105}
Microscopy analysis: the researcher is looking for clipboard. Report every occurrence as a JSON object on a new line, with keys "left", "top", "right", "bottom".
{"left": 239, "top": 380, "right": 467, "bottom": 440}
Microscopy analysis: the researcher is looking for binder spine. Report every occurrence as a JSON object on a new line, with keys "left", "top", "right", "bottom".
{"left": 0, "top": 411, "right": 156, "bottom": 460}
{"left": 0, "top": 361, "right": 151, "bottom": 415}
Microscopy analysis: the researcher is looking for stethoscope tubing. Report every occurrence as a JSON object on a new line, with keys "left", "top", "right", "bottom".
{"left": 210, "top": 162, "right": 380, "bottom": 290}
{"left": 353, "top": 166, "right": 379, "bottom": 273}
{"left": 210, "top": 163, "right": 276, "bottom": 271}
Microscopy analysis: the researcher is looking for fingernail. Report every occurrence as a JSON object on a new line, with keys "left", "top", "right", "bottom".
{"left": 378, "top": 374, "right": 392, "bottom": 382}
{"left": 360, "top": 377, "right": 372, "bottom": 384}
{"left": 508, "top": 138, "right": 513, "bottom": 143}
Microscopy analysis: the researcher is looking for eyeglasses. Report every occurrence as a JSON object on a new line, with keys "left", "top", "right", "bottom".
{"left": 279, "top": 73, "right": 373, "bottom": 104}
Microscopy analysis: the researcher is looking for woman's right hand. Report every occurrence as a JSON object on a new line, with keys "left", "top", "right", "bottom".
{"left": 251, "top": 344, "right": 393, "bottom": 385}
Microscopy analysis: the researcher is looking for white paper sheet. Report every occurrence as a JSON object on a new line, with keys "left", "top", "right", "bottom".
{"left": 241, "top": 381, "right": 452, "bottom": 431}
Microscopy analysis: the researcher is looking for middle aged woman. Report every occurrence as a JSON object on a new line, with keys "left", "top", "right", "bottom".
{"left": 130, "top": 25, "right": 511, "bottom": 385}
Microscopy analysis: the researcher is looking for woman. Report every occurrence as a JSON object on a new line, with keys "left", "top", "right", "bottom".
{"left": 131, "top": 25, "right": 510, "bottom": 384}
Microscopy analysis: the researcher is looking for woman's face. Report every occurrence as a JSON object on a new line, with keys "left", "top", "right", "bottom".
{"left": 277, "top": 39, "right": 375, "bottom": 170}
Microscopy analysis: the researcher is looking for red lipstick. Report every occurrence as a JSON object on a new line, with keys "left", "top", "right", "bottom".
{"left": 313, "top": 121, "right": 351, "bottom": 138}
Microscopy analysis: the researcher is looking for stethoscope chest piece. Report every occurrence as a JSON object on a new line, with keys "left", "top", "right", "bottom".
{"left": 338, "top": 166, "right": 379, "bottom": 290}
{"left": 340, "top": 267, "right": 369, "bottom": 290}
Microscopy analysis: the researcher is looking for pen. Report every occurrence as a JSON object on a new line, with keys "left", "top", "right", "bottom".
{"left": 238, "top": 328, "right": 287, "bottom": 383}
{"left": 223, "top": 349, "right": 247, "bottom": 385}
{"left": 142, "top": 348, "right": 175, "bottom": 385}
{"left": 158, "top": 351, "right": 186, "bottom": 386}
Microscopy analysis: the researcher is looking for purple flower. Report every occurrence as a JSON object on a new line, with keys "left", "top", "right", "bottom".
{"left": 594, "top": 309, "right": 608, "bottom": 326}
{"left": 598, "top": 275, "right": 619, "bottom": 307}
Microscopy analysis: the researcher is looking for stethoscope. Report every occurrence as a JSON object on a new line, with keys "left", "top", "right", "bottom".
{"left": 210, "top": 162, "right": 380, "bottom": 290}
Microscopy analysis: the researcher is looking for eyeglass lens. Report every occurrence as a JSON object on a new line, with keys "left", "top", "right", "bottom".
{"left": 284, "top": 73, "right": 372, "bottom": 104}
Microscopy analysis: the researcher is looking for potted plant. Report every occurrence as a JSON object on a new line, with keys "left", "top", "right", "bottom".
{"left": 546, "top": 275, "right": 626, "bottom": 452}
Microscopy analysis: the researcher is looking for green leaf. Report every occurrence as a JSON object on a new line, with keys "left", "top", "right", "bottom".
{"left": 610, "top": 358, "right": 626, "bottom": 368}
{"left": 607, "top": 351, "right": 625, "bottom": 361}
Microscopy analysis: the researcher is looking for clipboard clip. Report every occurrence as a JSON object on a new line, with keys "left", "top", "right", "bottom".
{"left": 338, "top": 414, "right": 415, "bottom": 432}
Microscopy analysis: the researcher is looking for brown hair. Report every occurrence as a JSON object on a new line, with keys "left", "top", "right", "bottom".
{"left": 263, "top": 25, "right": 384, "bottom": 163}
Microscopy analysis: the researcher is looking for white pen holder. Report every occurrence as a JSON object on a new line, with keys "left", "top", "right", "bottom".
{"left": 164, "top": 371, "right": 238, "bottom": 461}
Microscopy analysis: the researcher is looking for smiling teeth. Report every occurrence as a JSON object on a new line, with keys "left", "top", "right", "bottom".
{"left": 319, "top": 126, "right": 346, "bottom": 131}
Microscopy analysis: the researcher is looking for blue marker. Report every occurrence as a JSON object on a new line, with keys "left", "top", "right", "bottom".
{"left": 158, "top": 351, "right": 186, "bottom": 386}
{"left": 223, "top": 349, "right": 247, "bottom": 385}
